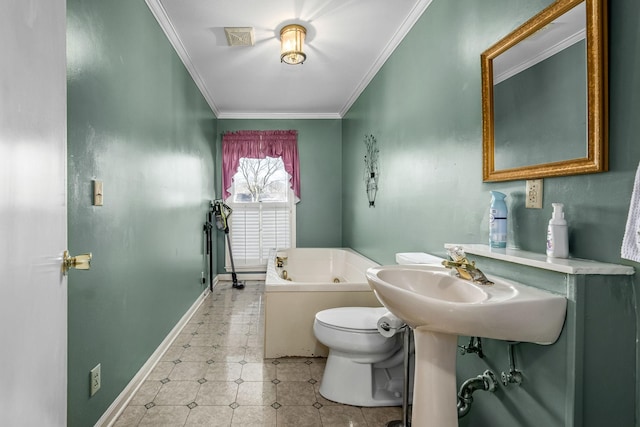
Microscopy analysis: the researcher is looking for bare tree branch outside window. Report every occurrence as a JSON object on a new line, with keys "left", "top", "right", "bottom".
{"left": 237, "top": 157, "right": 285, "bottom": 201}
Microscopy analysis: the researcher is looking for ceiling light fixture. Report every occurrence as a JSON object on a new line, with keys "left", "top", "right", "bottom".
{"left": 280, "top": 24, "right": 307, "bottom": 65}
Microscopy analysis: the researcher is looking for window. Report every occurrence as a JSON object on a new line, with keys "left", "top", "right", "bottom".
{"left": 226, "top": 157, "right": 295, "bottom": 271}
{"left": 221, "top": 130, "right": 300, "bottom": 271}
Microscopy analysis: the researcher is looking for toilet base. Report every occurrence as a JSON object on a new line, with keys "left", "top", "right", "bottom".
{"left": 319, "top": 350, "right": 411, "bottom": 407}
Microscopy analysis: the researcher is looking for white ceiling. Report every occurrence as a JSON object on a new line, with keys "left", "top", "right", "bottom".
{"left": 145, "top": 0, "right": 433, "bottom": 119}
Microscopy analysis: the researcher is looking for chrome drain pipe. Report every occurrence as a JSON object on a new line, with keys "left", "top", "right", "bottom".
{"left": 457, "top": 370, "right": 498, "bottom": 418}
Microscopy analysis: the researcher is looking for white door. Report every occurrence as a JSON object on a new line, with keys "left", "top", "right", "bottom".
{"left": 0, "top": 1, "right": 68, "bottom": 425}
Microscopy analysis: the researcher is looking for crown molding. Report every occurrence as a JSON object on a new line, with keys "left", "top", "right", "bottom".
{"left": 216, "top": 112, "right": 342, "bottom": 120}
{"left": 146, "top": 0, "right": 434, "bottom": 120}
{"left": 145, "top": 0, "right": 221, "bottom": 117}
{"left": 339, "top": 0, "right": 434, "bottom": 117}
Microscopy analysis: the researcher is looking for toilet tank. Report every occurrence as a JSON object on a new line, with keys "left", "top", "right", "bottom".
{"left": 395, "top": 252, "right": 444, "bottom": 265}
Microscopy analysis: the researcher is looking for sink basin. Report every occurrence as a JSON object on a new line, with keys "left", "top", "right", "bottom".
{"left": 367, "top": 264, "right": 566, "bottom": 344}
{"left": 379, "top": 266, "right": 488, "bottom": 302}
{"left": 366, "top": 264, "right": 567, "bottom": 427}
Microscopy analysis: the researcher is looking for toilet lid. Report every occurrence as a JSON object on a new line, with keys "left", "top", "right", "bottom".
{"left": 315, "top": 307, "right": 389, "bottom": 331}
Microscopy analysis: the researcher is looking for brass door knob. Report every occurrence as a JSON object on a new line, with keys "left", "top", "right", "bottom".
{"left": 63, "top": 251, "right": 92, "bottom": 275}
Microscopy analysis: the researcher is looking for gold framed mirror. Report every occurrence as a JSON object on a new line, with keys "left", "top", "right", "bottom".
{"left": 481, "top": 0, "right": 607, "bottom": 182}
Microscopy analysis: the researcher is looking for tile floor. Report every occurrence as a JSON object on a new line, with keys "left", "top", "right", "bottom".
{"left": 114, "top": 281, "right": 402, "bottom": 426}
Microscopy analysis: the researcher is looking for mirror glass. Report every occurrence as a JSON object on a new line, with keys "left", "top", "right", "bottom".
{"left": 481, "top": 0, "right": 607, "bottom": 182}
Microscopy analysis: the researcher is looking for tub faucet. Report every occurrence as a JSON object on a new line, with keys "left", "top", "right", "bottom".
{"left": 276, "top": 256, "right": 287, "bottom": 268}
{"left": 442, "top": 247, "right": 493, "bottom": 286}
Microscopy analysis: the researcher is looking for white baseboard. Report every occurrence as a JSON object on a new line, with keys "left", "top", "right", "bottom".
{"left": 95, "top": 272, "right": 266, "bottom": 426}
{"left": 96, "top": 283, "right": 214, "bottom": 427}
{"left": 217, "top": 272, "right": 265, "bottom": 282}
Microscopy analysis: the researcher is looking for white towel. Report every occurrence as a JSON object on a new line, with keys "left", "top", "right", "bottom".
{"left": 621, "top": 162, "right": 640, "bottom": 262}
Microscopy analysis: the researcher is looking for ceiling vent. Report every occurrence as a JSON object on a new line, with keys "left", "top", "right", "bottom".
{"left": 224, "top": 27, "right": 255, "bottom": 47}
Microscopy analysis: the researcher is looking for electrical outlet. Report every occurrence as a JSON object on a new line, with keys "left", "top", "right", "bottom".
{"left": 90, "top": 364, "right": 101, "bottom": 396}
{"left": 525, "top": 179, "right": 543, "bottom": 209}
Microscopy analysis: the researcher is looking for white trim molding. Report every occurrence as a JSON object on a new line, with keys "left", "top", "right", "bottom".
{"left": 339, "top": 0, "right": 434, "bottom": 117}
{"left": 217, "top": 272, "right": 266, "bottom": 282}
{"left": 144, "top": 0, "right": 220, "bottom": 117}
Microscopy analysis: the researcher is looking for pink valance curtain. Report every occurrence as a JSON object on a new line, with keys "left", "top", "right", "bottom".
{"left": 222, "top": 130, "right": 300, "bottom": 201}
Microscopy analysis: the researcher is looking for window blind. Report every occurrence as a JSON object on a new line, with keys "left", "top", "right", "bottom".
{"left": 228, "top": 201, "right": 291, "bottom": 269}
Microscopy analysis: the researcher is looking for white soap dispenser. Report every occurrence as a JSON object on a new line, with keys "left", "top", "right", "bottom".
{"left": 546, "top": 203, "right": 568, "bottom": 258}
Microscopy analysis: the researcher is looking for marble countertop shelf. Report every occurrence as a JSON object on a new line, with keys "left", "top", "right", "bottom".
{"left": 444, "top": 244, "right": 635, "bottom": 276}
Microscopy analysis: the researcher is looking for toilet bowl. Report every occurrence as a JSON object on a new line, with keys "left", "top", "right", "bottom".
{"left": 313, "top": 306, "right": 412, "bottom": 407}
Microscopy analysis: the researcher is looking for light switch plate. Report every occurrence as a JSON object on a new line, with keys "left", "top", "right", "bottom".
{"left": 93, "top": 180, "right": 103, "bottom": 206}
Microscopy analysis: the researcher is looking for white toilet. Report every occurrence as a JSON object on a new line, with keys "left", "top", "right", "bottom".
{"left": 313, "top": 306, "right": 409, "bottom": 407}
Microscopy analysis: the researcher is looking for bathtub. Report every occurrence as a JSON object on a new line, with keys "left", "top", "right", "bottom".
{"left": 264, "top": 248, "right": 382, "bottom": 358}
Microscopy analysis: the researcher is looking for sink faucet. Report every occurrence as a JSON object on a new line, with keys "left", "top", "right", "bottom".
{"left": 442, "top": 247, "right": 494, "bottom": 286}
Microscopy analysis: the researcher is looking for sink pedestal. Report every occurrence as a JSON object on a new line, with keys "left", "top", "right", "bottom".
{"left": 366, "top": 263, "right": 568, "bottom": 426}
{"left": 412, "top": 329, "right": 459, "bottom": 427}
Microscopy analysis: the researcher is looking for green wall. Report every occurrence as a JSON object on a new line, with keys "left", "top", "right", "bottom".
{"left": 63, "top": 0, "right": 640, "bottom": 424}
{"left": 343, "top": 0, "right": 552, "bottom": 263}
{"left": 215, "top": 119, "right": 343, "bottom": 272}
{"left": 342, "top": 0, "right": 640, "bottom": 425}
{"left": 67, "top": 1, "right": 216, "bottom": 425}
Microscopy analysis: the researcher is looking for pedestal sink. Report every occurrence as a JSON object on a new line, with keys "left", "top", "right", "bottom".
{"left": 366, "top": 264, "right": 567, "bottom": 427}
